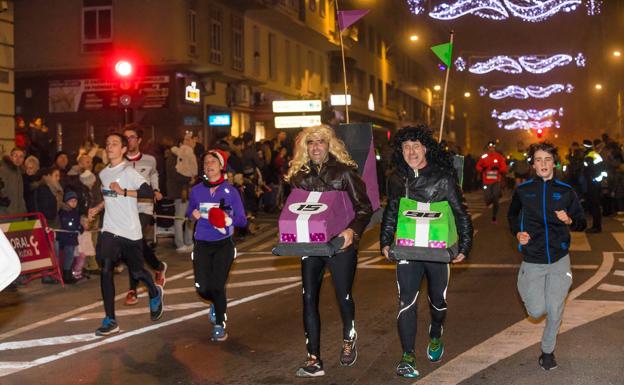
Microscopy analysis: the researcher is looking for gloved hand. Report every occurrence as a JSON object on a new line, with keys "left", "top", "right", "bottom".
{"left": 208, "top": 207, "right": 232, "bottom": 234}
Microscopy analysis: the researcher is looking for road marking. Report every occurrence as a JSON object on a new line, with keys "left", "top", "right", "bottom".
{"left": 570, "top": 232, "right": 591, "bottom": 251}
{"left": 65, "top": 302, "right": 210, "bottom": 322}
{"left": 237, "top": 229, "right": 279, "bottom": 251}
{"left": 0, "top": 334, "right": 102, "bottom": 351}
{"left": 613, "top": 270, "right": 624, "bottom": 277}
{"left": 470, "top": 213, "right": 482, "bottom": 220}
{"left": 597, "top": 283, "right": 624, "bottom": 292}
{"left": 419, "top": 252, "right": 619, "bottom": 384}
{"left": 0, "top": 281, "right": 304, "bottom": 378}
{"left": 251, "top": 237, "right": 279, "bottom": 251}
{"left": 360, "top": 263, "right": 599, "bottom": 270}
{"left": 235, "top": 254, "right": 297, "bottom": 263}
{"left": 0, "top": 268, "right": 195, "bottom": 342}
{"left": 611, "top": 232, "right": 624, "bottom": 251}
{"left": 365, "top": 241, "right": 380, "bottom": 251}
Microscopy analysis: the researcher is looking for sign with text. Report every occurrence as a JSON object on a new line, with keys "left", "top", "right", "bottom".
{"left": 274, "top": 115, "right": 321, "bottom": 129}
{"left": 272, "top": 100, "right": 322, "bottom": 113}
{"left": 209, "top": 114, "right": 231, "bottom": 126}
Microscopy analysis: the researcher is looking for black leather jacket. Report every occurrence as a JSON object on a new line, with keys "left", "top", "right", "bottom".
{"left": 380, "top": 164, "right": 473, "bottom": 257}
{"left": 289, "top": 155, "right": 373, "bottom": 238}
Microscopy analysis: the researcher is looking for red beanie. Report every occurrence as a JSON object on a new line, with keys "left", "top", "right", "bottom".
{"left": 208, "top": 149, "right": 229, "bottom": 172}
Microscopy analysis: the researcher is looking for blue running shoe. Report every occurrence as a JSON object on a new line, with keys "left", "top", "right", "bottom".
{"left": 427, "top": 337, "right": 444, "bottom": 362}
{"left": 150, "top": 285, "right": 164, "bottom": 321}
{"left": 95, "top": 317, "right": 119, "bottom": 336}
{"left": 211, "top": 324, "right": 228, "bottom": 342}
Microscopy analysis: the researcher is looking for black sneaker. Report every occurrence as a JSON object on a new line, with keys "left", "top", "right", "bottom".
{"left": 95, "top": 317, "right": 119, "bottom": 336}
{"left": 295, "top": 355, "right": 325, "bottom": 377}
{"left": 340, "top": 332, "right": 358, "bottom": 366}
{"left": 149, "top": 285, "right": 164, "bottom": 321}
{"left": 539, "top": 352, "right": 557, "bottom": 371}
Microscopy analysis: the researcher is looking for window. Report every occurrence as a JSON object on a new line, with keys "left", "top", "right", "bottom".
{"left": 376, "top": 33, "right": 382, "bottom": 58}
{"left": 318, "top": 54, "right": 325, "bottom": 85}
{"left": 353, "top": 69, "right": 364, "bottom": 96}
{"left": 369, "top": 75, "right": 375, "bottom": 97}
{"left": 188, "top": 9, "right": 197, "bottom": 56}
{"left": 82, "top": 0, "right": 112, "bottom": 52}
{"left": 377, "top": 79, "right": 383, "bottom": 106}
{"left": 319, "top": 0, "right": 325, "bottom": 17}
{"left": 307, "top": 50, "right": 314, "bottom": 89}
{"left": 253, "top": 26, "right": 261, "bottom": 76}
{"left": 368, "top": 26, "right": 375, "bottom": 53}
{"left": 268, "top": 33, "right": 277, "bottom": 81}
{"left": 232, "top": 15, "right": 244, "bottom": 71}
{"left": 209, "top": 7, "right": 223, "bottom": 65}
{"left": 295, "top": 44, "right": 302, "bottom": 89}
{"left": 309, "top": 0, "right": 316, "bottom": 12}
{"left": 284, "top": 40, "right": 291, "bottom": 86}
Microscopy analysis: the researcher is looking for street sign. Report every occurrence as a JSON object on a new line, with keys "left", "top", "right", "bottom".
{"left": 330, "top": 94, "right": 352, "bottom": 106}
{"left": 272, "top": 100, "right": 322, "bottom": 113}
{"left": 274, "top": 115, "right": 321, "bottom": 129}
{"left": 208, "top": 114, "right": 231, "bottom": 126}
{"left": 185, "top": 81, "right": 200, "bottom": 103}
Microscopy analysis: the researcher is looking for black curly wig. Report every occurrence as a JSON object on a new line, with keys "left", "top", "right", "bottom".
{"left": 392, "top": 125, "right": 454, "bottom": 174}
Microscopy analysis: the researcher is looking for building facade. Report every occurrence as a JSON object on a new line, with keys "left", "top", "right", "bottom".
{"left": 0, "top": 1, "right": 14, "bottom": 154}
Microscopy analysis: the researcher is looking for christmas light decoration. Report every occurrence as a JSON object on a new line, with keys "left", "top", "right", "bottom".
{"left": 455, "top": 57, "right": 467, "bottom": 72}
{"left": 426, "top": 0, "right": 587, "bottom": 22}
{"left": 429, "top": 0, "right": 509, "bottom": 20}
{"left": 488, "top": 83, "right": 573, "bottom": 99}
{"left": 586, "top": 0, "right": 602, "bottom": 15}
{"left": 478, "top": 86, "right": 489, "bottom": 96}
{"left": 407, "top": 0, "right": 425, "bottom": 15}
{"left": 466, "top": 53, "right": 585, "bottom": 74}
{"left": 492, "top": 108, "right": 562, "bottom": 121}
{"left": 503, "top": 120, "right": 559, "bottom": 131}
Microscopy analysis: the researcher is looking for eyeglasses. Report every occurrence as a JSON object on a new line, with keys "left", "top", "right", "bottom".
{"left": 125, "top": 135, "right": 138, "bottom": 140}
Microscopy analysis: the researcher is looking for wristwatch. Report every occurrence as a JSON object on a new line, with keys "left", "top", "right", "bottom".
{"left": 124, "top": 188, "right": 128, "bottom": 197}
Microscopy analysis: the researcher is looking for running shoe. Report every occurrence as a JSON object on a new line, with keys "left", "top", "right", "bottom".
{"left": 150, "top": 285, "right": 164, "bottom": 321}
{"left": 211, "top": 324, "right": 228, "bottom": 342}
{"left": 539, "top": 352, "right": 557, "bottom": 371}
{"left": 427, "top": 337, "right": 444, "bottom": 362}
{"left": 95, "top": 317, "right": 119, "bottom": 336}
{"left": 339, "top": 332, "right": 358, "bottom": 366}
{"left": 124, "top": 289, "right": 138, "bottom": 306}
{"left": 396, "top": 352, "right": 419, "bottom": 378}
{"left": 154, "top": 261, "right": 167, "bottom": 287}
{"left": 295, "top": 355, "right": 325, "bottom": 377}
{"left": 209, "top": 303, "right": 216, "bottom": 325}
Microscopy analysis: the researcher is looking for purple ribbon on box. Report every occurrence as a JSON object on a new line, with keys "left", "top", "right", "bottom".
{"left": 397, "top": 238, "right": 415, "bottom": 247}
{"left": 310, "top": 233, "right": 326, "bottom": 242}
{"left": 428, "top": 240, "right": 447, "bottom": 249}
{"left": 281, "top": 233, "right": 297, "bottom": 243}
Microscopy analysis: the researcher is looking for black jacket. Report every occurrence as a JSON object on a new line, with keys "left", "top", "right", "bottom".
{"left": 289, "top": 155, "right": 373, "bottom": 238}
{"left": 507, "top": 177, "right": 587, "bottom": 264}
{"left": 380, "top": 164, "right": 473, "bottom": 257}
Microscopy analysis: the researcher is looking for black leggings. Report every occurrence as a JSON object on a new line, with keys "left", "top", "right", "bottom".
{"left": 97, "top": 231, "right": 158, "bottom": 320}
{"left": 484, "top": 182, "right": 501, "bottom": 220}
{"left": 192, "top": 238, "right": 235, "bottom": 326}
{"left": 129, "top": 213, "right": 164, "bottom": 291}
{"left": 301, "top": 247, "right": 357, "bottom": 357}
{"left": 396, "top": 260, "right": 449, "bottom": 353}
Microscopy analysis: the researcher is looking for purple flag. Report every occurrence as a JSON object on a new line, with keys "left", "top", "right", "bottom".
{"left": 337, "top": 10, "right": 369, "bottom": 31}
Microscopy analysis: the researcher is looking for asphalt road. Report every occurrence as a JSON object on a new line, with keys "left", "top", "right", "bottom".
{"left": 1, "top": 191, "right": 624, "bottom": 385}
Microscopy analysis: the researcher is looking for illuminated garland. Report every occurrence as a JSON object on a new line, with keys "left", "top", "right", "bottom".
{"left": 501, "top": 120, "right": 559, "bottom": 131}
{"left": 455, "top": 57, "right": 467, "bottom": 72}
{"left": 427, "top": 0, "right": 592, "bottom": 22}
{"left": 488, "top": 84, "right": 573, "bottom": 99}
{"left": 465, "top": 53, "right": 585, "bottom": 74}
{"left": 491, "top": 108, "right": 563, "bottom": 121}
{"left": 407, "top": 0, "right": 425, "bottom": 15}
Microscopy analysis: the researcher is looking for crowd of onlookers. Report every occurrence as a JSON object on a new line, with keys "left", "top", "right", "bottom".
{"left": 6, "top": 117, "right": 296, "bottom": 284}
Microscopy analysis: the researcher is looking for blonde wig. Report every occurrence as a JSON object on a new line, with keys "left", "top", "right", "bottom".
{"left": 284, "top": 124, "right": 357, "bottom": 182}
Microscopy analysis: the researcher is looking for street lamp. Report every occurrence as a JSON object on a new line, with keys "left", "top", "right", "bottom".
{"left": 410, "top": 35, "right": 419, "bottom": 42}
{"left": 464, "top": 91, "right": 471, "bottom": 98}
{"left": 595, "top": 83, "right": 603, "bottom": 91}
{"left": 614, "top": 50, "right": 622, "bottom": 58}
{"left": 434, "top": 85, "right": 441, "bottom": 91}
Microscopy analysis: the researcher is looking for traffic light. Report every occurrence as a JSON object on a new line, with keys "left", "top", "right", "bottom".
{"left": 537, "top": 128, "right": 543, "bottom": 138}
{"left": 114, "top": 60, "right": 133, "bottom": 77}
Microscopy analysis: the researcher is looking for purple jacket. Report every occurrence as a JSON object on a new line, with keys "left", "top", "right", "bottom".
{"left": 186, "top": 181, "right": 247, "bottom": 242}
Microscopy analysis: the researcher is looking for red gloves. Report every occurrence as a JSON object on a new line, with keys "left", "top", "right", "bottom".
{"left": 208, "top": 207, "right": 233, "bottom": 234}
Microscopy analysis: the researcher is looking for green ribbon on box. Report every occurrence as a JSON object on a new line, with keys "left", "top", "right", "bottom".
{"left": 395, "top": 198, "right": 458, "bottom": 247}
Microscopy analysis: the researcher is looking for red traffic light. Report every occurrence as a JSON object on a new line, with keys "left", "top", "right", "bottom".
{"left": 537, "top": 128, "right": 543, "bottom": 138}
{"left": 115, "top": 60, "right": 133, "bottom": 77}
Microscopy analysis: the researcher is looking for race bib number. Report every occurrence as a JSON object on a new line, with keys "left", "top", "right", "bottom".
{"left": 402, "top": 210, "right": 442, "bottom": 220}
{"left": 102, "top": 189, "right": 118, "bottom": 197}
{"left": 288, "top": 202, "right": 328, "bottom": 215}
{"left": 199, "top": 202, "right": 219, "bottom": 219}
{"left": 486, "top": 171, "right": 498, "bottom": 180}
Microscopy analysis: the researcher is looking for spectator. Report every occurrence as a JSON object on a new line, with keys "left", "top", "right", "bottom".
{"left": 54, "top": 151, "right": 70, "bottom": 182}
{"left": 171, "top": 135, "right": 198, "bottom": 180}
{"left": 165, "top": 138, "right": 194, "bottom": 252}
{"left": 15, "top": 117, "right": 29, "bottom": 150}
{"left": 33, "top": 167, "right": 63, "bottom": 228}
{"left": 0, "top": 147, "right": 27, "bottom": 215}
{"left": 23, "top": 155, "right": 41, "bottom": 213}
{"left": 229, "top": 138, "right": 244, "bottom": 174}
{"left": 56, "top": 191, "right": 83, "bottom": 284}
{"left": 242, "top": 132, "right": 263, "bottom": 170}
{"left": 28, "top": 118, "right": 54, "bottom": 167}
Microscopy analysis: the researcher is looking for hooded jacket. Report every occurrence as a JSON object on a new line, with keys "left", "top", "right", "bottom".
{"left": 0, "top": 157, "right": 26, "bottom": 215}
{"left": 380, "top": 163, "right": 473, "bottom": 258}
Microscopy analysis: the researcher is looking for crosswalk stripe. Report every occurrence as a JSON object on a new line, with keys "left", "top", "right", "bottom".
{"left": 611, "top": 233, "right": 624, "bottom": 251}
{"left": 597, "top": 283, "right": 624, "bottom": 292}
{"left": 613, "top": 270, "right": 624, "bottom": 277}
{"left": 0, "top": 334, "right": 102, "bottom": 351}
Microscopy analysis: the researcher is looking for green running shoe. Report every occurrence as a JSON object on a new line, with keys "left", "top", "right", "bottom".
{"left": 427, "top": 337, "right": 444, "bottom": 362}
{"left": 396, "top": 352, "right": 419, "bottom": 378}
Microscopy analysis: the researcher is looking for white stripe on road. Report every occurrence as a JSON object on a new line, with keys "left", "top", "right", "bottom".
{"left": 0, "top": 269, "right": 194, "bottom": 342}
{"left": 418, "top": 252, "right": 618, "bottom": 384}
{"left": 470, "top": 213, "right": 482, "bottom": 220}
{"left": 613, "top": 270, "right": 624, "bottom": 277}
{"left": 65, "top": 302, "right": 210, "bottom": 322}
{"left": 0, "top": 281, "right": 303, "bottom": 378}
{"left": 611, "top": 233, "right": 624, "bottom": 251}
{"left": 597, "top": 283, "right": 624, "bottom": 292}
{"left": 0, "top": 334, "right": 102, "bottom": 351}
{"left": 359, "top": 263, "right": 599, "bottom": 270}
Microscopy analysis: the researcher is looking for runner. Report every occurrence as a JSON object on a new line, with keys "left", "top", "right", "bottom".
{"left": 380, "top": 125, "right": 472, "bottom": 378}
{"left": 122, "top": 123, "right": 168, "bottom": 306}
{"left": 187, "top": 149, "right": 246, "bottom": 341}
{"left": 507, "top": 141, "right": 586, "bottom": 370}
{"left": 88, "top": 133, "right": 164, "bottom": 336}
{"left": 284, "top": 125, "right": 373, "bottom": 377}
{"left": 476, "top": 140, "right": 508, "bottom": 224}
